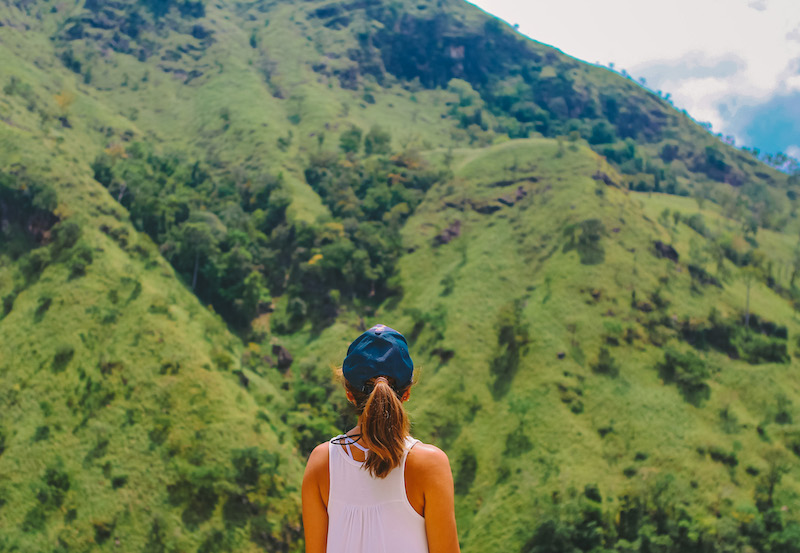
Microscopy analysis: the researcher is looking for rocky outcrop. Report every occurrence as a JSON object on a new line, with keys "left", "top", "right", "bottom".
{"left": 653, "top": 240, "right": 679, "bottom": 262}
{"left": 272, "top": 344, "right": 293, "bottom": 371}
{"left": 434, "top": 220, "right": 461, "bottom": 246}
{"left": 592, "top": 171, "right": 616, "bottom": 187}
{"left": 456, "top": 186, "right": 529, "bottom": 215}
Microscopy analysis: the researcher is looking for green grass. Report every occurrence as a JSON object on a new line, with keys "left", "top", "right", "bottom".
{"left": 378, "top": 141, "right": 800, "bottom": 550}
{"left": 0, "top": 204, "right": 304, "bottom": 551}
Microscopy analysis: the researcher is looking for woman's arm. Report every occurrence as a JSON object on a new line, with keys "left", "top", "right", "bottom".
{"left": 408, "top": 444, "right": 461, "bottom": 553}
{"left": 302, "top": 443, "right": 329, "bottom": 553}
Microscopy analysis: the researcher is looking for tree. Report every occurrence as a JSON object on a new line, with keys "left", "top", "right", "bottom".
{"left": 688, "top": 238, "right": 709, "bottom": 270}
{"left": 658, "top": 208, "right": 671, "bottom": 228}
{"left": 170, "top": 211, "right": 225, "bottom": 290}
{"left": 740, "top": 266, "right": 760, "bottom": 330}
{"left": 240, "top": 271, "right": 270, "bottom": 321}
{"left": 490, "top": 300, "right": 530, "bottom": 397}
{"left": 364, "top": 126, "right": 392, "bottom": 156}
{"left": 339, "top": 126, "right": 363, "bottom": 154}
{"left": 755, "top": 447, "right": 790, "bottom": 512}
{"left": 588, "top": 121, "right": 616, "bottom": 145}
{"left": 708, "top": 236, "right": 729, "bottom": 281}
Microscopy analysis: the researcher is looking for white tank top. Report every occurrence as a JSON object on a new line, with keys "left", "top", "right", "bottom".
{"left": 326, "top": 434, "right": 428, "bottom": 553}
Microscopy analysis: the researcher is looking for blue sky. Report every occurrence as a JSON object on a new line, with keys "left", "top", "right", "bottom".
{"left": 469, "top": 0, "right": 800, "bottom": 159}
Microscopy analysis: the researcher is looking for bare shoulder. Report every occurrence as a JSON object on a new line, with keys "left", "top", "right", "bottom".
{"left": 406, "top": 442, "right": 452, "bottom": 477}
{"left": 304, "top": 442, "right": 329, "bottom": 475}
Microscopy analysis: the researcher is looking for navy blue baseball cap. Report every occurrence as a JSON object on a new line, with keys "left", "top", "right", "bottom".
{"left": 342, "top": 324, "right": 414, "bottom": 392}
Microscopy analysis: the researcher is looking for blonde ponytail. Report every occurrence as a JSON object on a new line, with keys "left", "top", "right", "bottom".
{"left": 347, "top": 376, "right": 410, "bottom": 478}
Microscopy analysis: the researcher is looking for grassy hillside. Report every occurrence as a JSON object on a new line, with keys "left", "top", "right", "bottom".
{"left": 0, "top": 65, "right": 303, "bottom": 553}
{"left": 286, "top": 139, "right": 800, "bottom": 551}
{"left": 398, "top": 140, "right": 800, "bottom": 551}
{"left": 1, "top": 0, "right": 800, "bottom": 551}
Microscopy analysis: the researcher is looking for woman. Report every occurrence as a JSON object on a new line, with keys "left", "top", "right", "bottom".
{"left": 302, "top": 324, "right": 460, "bottom": 553}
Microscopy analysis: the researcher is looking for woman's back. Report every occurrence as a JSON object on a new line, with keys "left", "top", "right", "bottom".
{"left": 301, "top": 325, "right": 459, "bottom": 553}
{"left": 326, "top": 435, "right": 427, "bottom": 553}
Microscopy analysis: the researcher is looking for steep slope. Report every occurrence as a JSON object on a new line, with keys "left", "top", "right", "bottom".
{"left": 287, "top": 139, "right": 800, "bottom": 552}
{"left": 401, "top": 141, "right": 800, "bottom": 552}
{"left": 0, "top": 85, "right": 302, "bottom": 553}
{"left": 3, "top": 0, "right": 795, "bottom": 333}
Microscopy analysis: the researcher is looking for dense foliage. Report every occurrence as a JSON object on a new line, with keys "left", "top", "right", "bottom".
{"left": 524, "top": 476, "right": 800, "bottom": 553}
{"left": 91, "top": 132, "right": 446, "bottom": 331}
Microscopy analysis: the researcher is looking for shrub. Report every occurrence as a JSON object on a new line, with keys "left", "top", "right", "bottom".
{"left": 584, "top": 484, "right": 602, "bottom": 503}
{"left": 656, "top": 348, "right": 710, "bottom": 406}
{"left": 287, "top": 410, "right": 332, "bottom": 456}
{"left": 490, "top": 300, "right": 529, "bottom": 397}
{"left": 1, "top": 293, "right": 15, "bottom": 317}
{"left": 524, "top": 518, "right": 575, "bottom": 553}
{"left": 20, "top": 248, "right": 51, "bottom": 282}
{"left": 148, "top": 420, "right": 170, "bottom": 447}
{"left": 68, "top": 241, "right": 94, "bottom": 279}
{"left": 94, "top": 521, "right": 113, "bottom": 544}
{"left": 661, "top": 143, "right": 679, "bottom": 162}
{"left": 454, "top": 448, "right": 477, "bottom": 495}
{"left": 22, "top": 506, "right": 47, "bottom": 532}
{"left": 504, "top": 426, "right": 533, "bottom": 457}
{"left": 83, "top": 437, "right": 109, "bottom": 465}
{"left": 588, "top": 121, "right": 616, "bottom": 145}
{"left": 719, "top": 406, "right": 741, "bottom": 434}
{"left": 339, "top": 126, "right": 363, "bottom": 153}
{"left": 51, "top": 220, "right": 81, "bottom": 253}
{"left": 40, "top": 465, "right": 70, "bottom": 509}
{"left": 198, "top": 529, "right": 228, "bottom": 553}
{"left": 708, "top": 446, "right": 738, "bottom": 467}
{"left": 685, "top": 213, "right": 708, "bottom": 237}
{"left": 364, "top": 125, "right": 391, "bottom": 155}
{"left": 592, "top": 347, "right": 619, "bottom": 377}
{"left": 222, "top": 492, "right": 250, "bottom": 527}
{"left": 734, "top": 332, "right": 789, "bottom": 364}
{"left": 563, "top": 219, "right": 606, "bottom": 265}
{"left": 440, "top": 274, "right": 455, "bottom": 296}
{"left": 231, "top": 447, "right": 275, "bottom": 488}
{"left": 33, "top": 426, "right": 50, "bottom": 442}
{"left": 91, "top": 154, "right": 113, "bottom": 187}
{"left": 775, "top": 395, "right": 793, "bottom": 425}
{"left": 681, "top": 310, "right": 787, "bottom": 364}
{"left": 34, "top": 294, "right": 52, "bottom": 322}
{"left": 111, "top": 476, "right": 128, "bottom": 489}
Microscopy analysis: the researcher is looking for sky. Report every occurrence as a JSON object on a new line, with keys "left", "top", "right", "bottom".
{"left": 468, "top": 0, "right": 800, "bottom": 160}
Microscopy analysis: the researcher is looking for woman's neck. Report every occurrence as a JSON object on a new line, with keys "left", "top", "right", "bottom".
{"left": 347, "top": 423, "right": 362, "bottom": 437}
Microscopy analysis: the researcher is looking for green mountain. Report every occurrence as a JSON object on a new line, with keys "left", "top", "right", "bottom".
{"left": 1, "top": 0, "right": 799, "bottom": 551}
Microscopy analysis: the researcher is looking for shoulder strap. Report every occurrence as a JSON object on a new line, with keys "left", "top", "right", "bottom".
{"left": 332, "top": 433, "right": 370, "bottom": 461}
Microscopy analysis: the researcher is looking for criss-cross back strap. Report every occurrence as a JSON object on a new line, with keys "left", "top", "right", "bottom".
{"left": 346, "top": 437, "right": 369, "bottom": 460}
{"left": 334, "top": 433, "right": 370, "bottom": 460}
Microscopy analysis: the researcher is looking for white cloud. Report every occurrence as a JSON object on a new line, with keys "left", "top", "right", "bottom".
{"left": 787, "top": 74, "right": 800, "bottom": 90}
{"left": 468, "top": 0, "right": 800, "bottom": 151}
{"left": 787, "top": 145, "right": 800, "bottom": 159}
{"left": 634, "top": 53, "right": 745, "bottom": 83}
